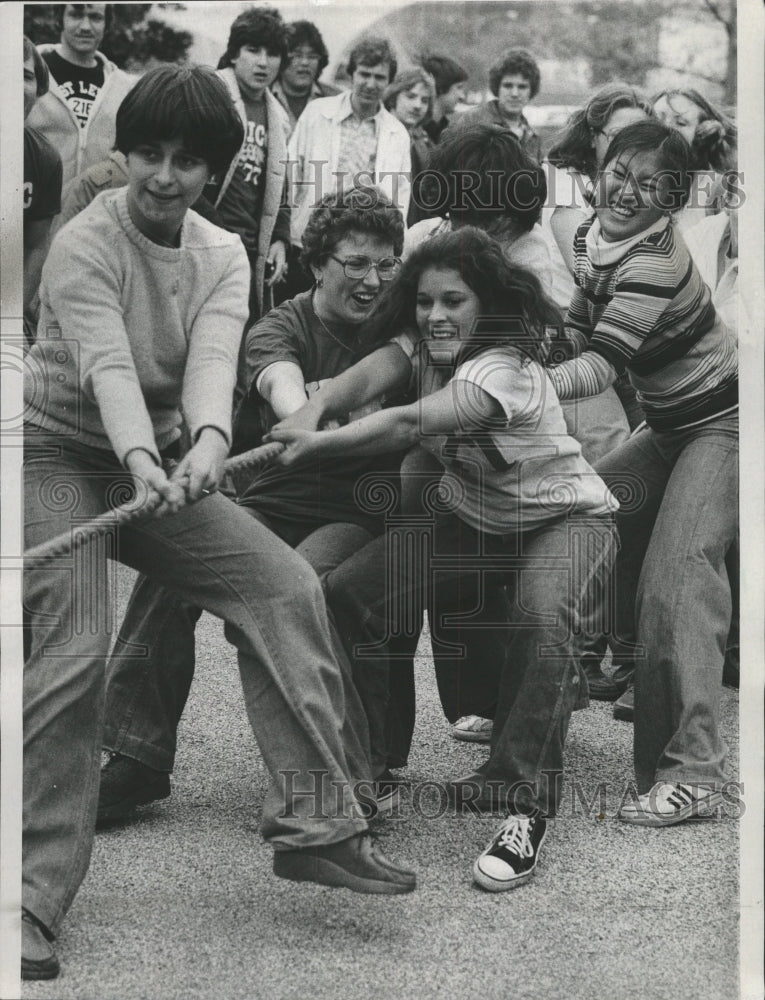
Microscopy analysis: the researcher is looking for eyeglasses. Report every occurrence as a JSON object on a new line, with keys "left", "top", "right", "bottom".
{"left": 329, "top": 255, "right": 402, "bottom": 281}
{"left": 289, "top": 48, "right": 321, "bottom": 64}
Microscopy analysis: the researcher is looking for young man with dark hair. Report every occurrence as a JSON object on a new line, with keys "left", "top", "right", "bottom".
{"left": 287, "top": 35, "right": 410, "bottom": 247}
{"left": 271, "top": 20, "right": 340, "bottom": 134}
{"left": 458, "top": 48, "right": 542, "bottom": 162}
{"left": 211, "top": 5, "right": 292, "bottom": 320}
{"left": 419, "top": 53, "right": 468, "bottom": 143}
{"left": 26, "top": 4, "right": 135, "bottom": 186}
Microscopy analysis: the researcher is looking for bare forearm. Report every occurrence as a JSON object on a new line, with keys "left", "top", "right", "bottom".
{"left": 320, "top": 407, "right": 419, "bottom": 456}
{"left": 306, "top": 345, "right": 411, "bottom": 423}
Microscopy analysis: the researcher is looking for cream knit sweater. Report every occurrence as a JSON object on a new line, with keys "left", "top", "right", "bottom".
{"left": 26, "top": 187, "right": 250, "bottom": 464}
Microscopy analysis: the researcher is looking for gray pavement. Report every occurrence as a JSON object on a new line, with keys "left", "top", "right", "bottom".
{"left": 22, "top": 565, "right": 739, "bottom": 1000}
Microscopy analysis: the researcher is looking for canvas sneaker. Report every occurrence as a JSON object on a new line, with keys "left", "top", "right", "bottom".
{"left": 451, "top": 715, "right": 493, "bottom": 743}
{"left": 618, "top": 781, "right": 722, "bottom": 827}
{"left": 473, "top": 813, "right": 547, "bottom": 891}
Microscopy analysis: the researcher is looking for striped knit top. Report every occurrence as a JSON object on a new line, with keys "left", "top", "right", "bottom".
{"left": 549, "top": 215, "right": 737, "bottom": 431}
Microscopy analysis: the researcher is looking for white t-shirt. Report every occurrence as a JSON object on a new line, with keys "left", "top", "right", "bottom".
{"left": 393, "top": 335, "right": 618, "bottom": 534}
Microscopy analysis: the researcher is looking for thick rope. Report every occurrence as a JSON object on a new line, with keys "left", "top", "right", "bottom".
{"left": 24, "top": 441, "right": 286, "bottom": 570}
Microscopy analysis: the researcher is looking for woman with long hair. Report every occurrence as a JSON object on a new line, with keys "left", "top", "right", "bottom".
{"left": 652, "top": 87, "right": 737, "bottom": 232}
{"left": 268, "top": 226, "right": 618, "bottom": 892}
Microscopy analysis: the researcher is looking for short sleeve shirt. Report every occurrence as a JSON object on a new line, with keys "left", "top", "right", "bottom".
{"left": 24, "top": 126, "right": 63, "bottom": 221}
{"left": 394, "top": 336, "right": 616, "bottom": 533}
{"left": 214, "top": 95, "right": 268, "bottom": 249}
{"left": 238, "top": 291, "right": 403, "bottom": 535}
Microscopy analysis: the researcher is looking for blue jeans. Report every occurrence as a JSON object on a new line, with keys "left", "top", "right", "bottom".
{"left": 23, "top": 433, "right": 367, "bottom": 934}
{"left": 594, "top": 413, "right": 738, "bottom": 792}
{"left": 103, "top": 518, "right": 374, "bottom": 781}
{"left": 559, "top": 384, "right": 631, "bottom": 465}
{"left": 326, "top": 510, "right": 617, "bottom": 815}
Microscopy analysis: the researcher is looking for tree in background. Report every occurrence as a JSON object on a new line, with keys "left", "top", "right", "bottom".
{"left": 24, "top": 3, "right": 192, "bottom": 72}
{"left": 366, "top": 1, "right": 734, "bottom": 107}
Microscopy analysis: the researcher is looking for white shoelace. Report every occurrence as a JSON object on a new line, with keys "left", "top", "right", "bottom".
{"left": 495, "top": 816, "right": 535, "bottom": 858}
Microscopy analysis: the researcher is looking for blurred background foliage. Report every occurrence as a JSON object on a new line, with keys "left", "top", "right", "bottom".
{"left": 24, "top": 3, "right": 193, "bottom": 71}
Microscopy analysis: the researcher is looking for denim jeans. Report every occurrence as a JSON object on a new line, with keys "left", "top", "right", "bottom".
{"left": 396, "top": 446, "right": 510, "bottom": 727}
{"left": 103, "top": 517, "right": 375, "bottom": 783}
{"left": 326, "top": 510, "right": 618, "bottom": 815}
{"left": 559, "top": 384, "right": 631, "bottom": 465}
{"left": 23, "top": 433, "right": 367, "bottom": 934}
{"left": 594, "top": 413, "right": 738, "bottom": 792}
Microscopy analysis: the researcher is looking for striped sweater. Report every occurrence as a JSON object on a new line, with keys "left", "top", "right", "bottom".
{"left": 549, "top": 215, "right": 737, "bottom": 431}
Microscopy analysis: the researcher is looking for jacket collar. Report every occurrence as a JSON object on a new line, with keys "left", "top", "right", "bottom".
{"left": 38, "top": 42, "right": 115, "bottom": 76}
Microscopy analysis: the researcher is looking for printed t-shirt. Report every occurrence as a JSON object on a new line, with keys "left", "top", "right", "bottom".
{"left": 393, "top": 334, "right": 617, "bottom": 534}
{"left": 215, "top": 94, "right": 268, "bottom": 250}
{"left": 24, "top": 125, "right": 63, "bottom": 220}
{"left": 43, "top": 50, "right": 105, "bottom": 129}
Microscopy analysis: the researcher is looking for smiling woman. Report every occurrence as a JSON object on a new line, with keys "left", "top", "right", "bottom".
{"left": 266, "top": 226, "right": 618, "bottom": 893}
{"left": 112, "top": 66, "right": 242, "bottom": 246}
{"left": 21, "top": 68, "right": 415, "bottom": 983}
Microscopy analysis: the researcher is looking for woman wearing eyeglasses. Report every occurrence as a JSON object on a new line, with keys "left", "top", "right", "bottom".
{"left": 99, "top": 188, "right": 411, "bottom": 823}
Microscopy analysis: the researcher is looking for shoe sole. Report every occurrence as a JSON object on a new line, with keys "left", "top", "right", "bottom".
{"left": 451, "top": 729, "right": 492, "bottom": 743}
{"left": 612, "top": 706, "right": 634, "bottom": 722}
{"left": 618, "top": 791, "right": 723, "bottom": 827}
{"left": 97, "top": 784, "right": 171, "bottom": 824}
{"left": 273, "top": 853, "right": 416, "bottom": 894}
{"left": 472, "top": 826, "right": 547, "bottom": 892}
{"left": 21, "top": 958, "right": 60, "bottom": 981}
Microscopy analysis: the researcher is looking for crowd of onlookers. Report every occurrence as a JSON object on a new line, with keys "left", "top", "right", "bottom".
{"left": 21, "top": 3, "right": 739, "bottom": 983}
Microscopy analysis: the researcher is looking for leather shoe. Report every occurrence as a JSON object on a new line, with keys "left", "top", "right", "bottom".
{"left": 613, "top": 684, "right": 635, "bottom": 722}
{"left": 582, "top": 661, "right": 622, "bottom": 701}
{"left": 447, "top": 771, "right": 508, "bottom": 815}
{"left": 273, "top": 833, "right": 416, "bottom": 894}
{"left": 98, "top": 752, "right": 170, "bottom": 824}
{"left": 21, "top": 909, "right": 59, "bottom": 981}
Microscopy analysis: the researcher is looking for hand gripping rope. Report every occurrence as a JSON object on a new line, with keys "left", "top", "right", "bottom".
{"left": 24, "top": 441, "right": 286, "bottom": 571}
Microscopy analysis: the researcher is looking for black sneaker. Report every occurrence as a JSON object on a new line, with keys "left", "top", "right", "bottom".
{"left": 473, "top": 813, "right": 547, "bottom": 891}
{"left": 97, "top": 752, "right": 171, "bottom": 824}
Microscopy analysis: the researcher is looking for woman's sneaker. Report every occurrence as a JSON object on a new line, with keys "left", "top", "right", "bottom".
{"left": 618, "top": 781, "right": 722, "bottom": 827}
{"left": 451, "top": 715, "right": 493, "bottom": 743}
{"left": 473, "top": 813, "right": 547, "bottom": 891}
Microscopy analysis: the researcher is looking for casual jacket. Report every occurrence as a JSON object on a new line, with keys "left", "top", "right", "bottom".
{"left": 286, "top": 90, "right": 411, "bottom": 245}
{"left": 26, "top": 45, "right": 136, "bottom": 187}
{"left": 270, "top": 77, "right": 341, "bottom": 135}
{"left": 215, "top": 68, "right": 291, "bottom": 316}
{"left": 456, "top": 100, "right": 542, "bottom": 163}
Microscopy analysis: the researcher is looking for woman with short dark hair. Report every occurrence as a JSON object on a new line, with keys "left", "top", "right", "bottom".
{"left": 21, "top": 69, "right": 414, "bottom": 982}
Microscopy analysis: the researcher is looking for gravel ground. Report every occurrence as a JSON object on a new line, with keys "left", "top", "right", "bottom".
{"left": 22, "top": 565, "right": 739, "bottom": 1000}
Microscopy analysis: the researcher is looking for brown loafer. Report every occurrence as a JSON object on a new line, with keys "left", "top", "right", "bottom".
{"left": 21, "top": 909, "right": 59, "bottom": 981}
{"left": 273, "top": 833, "right": 416, "bottom": 894}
